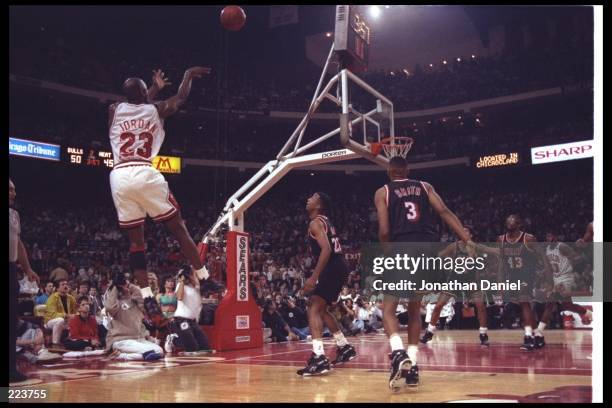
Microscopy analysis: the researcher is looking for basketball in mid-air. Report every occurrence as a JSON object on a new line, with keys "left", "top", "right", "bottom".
{"left": 220, "top": 6, "right": 246, "bottom": 31}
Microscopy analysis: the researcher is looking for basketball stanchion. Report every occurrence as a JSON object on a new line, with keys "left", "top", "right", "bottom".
{"left": 201, "top": 231, "right": 263, "bottom": 351}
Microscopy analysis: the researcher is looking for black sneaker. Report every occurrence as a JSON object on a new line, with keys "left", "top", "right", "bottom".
{"left": 520, "top": 335, "right": 535, "bottom": 351}
{"left": 534, "top": 335, "right": 546, "bottom": 349}
{"left": 420, "top": 330, "right": 434, "bottom": 344}
{"left": 479, "top": 333, "right": 490, "bottom": 347}
{"left": 389, "top": 350, "right": 412, "bottom": 391}
{"left": 405, "top": 364, "right": 419, "bottom": 387}
{"left": 331, "top": 344, "right": 357, "bottom": 366}
{"left": 10, "top": 370, "right": 28, "bottom": 383}
{"left": 296, "top": 353, "right": 331, "bottom": 376}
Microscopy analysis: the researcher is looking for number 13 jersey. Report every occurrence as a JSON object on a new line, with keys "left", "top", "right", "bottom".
{"left": 385, "top": 178, "right": 438, "bottom": 241}
{"left": 109, "top": 103, "right": 165, "bottom": 165}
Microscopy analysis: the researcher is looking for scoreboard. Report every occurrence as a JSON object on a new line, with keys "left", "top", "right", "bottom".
{"left": 334, "top": 5, "right": 371, "bottom": 71}
{"left": 65, "top": 146, "right": 114, "bottom": 168}
{"left": 64, "top": 146, "right": 181, "bottom": 174}
{"left": 10, "top": 138, "right": 181, "bottom": 174}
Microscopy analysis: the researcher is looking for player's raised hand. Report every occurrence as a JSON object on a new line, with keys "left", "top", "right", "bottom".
{"left": 152, "top": 69, "right": 171, "bottom": 89}
{"left": 186, "top": 66, "right": 212, "bottom": 79}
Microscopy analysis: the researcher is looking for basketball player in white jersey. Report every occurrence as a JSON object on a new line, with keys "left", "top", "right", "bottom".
{"left": 108, "top": 66, "right": 211, "bottom": 297}
{"left": 533, "top": 231, "right": 592, "bottom": 347}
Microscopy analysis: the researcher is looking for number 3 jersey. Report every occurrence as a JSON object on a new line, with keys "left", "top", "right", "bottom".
{"left": 385, "top": 178, "right": 438, "bottom": 241}
{"left": 109, "top": 103, "right": 165, "bottom": 165}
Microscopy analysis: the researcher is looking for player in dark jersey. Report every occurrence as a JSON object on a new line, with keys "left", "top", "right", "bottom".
{"left": 497, "top": 214, "right": 553, "bottom": 351}
{"left": 420, "top": 226, "right": 490, "bottom": 347}
{"left": 374, "top": 156, "right": 475, "bottom": 390}
{"left": 297, "top": 192, "right": 357, "bottom": 376}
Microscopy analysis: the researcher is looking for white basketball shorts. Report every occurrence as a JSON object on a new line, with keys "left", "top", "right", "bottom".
{"left": 109, "top": 162, "right": 180, "bottom": 228}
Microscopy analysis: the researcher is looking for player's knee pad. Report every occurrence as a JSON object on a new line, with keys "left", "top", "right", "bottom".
{"left": 129, "top": 250, "right": 146, "bottom": 271}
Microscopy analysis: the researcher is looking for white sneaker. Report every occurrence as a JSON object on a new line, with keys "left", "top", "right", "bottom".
{"left": 37, "top": 348, "right": 62, "bottom": 362}
{"left": 164, "top": 334, "right": 178, "bottom": 354}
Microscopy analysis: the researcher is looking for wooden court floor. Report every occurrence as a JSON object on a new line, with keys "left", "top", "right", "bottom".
{"left": 9, "top": 330, "right": 592, "bottom": 403}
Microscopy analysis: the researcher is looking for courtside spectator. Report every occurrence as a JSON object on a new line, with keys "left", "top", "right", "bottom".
{"left": 64, "top": 296, "right": 100, "bottom": 351}
{"left": 170, "top": 268, "right": 210, "bottom": 353}
{"left": 262, "top": 299, "right": 299, "bottom": 343}
{"left": 103, "top": 272, "right": 164, "bottom": 361}
{"left": 36, "top": 281, "right": 55, "bottom": 305}
{"left": 157, "top": 276, "right": 178, "bottom": 319}
{"left": 44, "top": 279, "right": 77, "bottom": 348}
{"left": 16, "top": 318, "right": 62, "bottom": 364}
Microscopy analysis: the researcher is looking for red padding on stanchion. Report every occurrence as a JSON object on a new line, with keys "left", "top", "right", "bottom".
{"left": 197, "top": 242, "right": 209, "bottom": 264}
{"left": 201, "top": 231, "right": 263, "bottom": 351}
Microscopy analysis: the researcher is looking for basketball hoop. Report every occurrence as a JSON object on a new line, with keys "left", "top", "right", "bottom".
{"left": 371, "top": 136, "right": 414, "bottom": 158}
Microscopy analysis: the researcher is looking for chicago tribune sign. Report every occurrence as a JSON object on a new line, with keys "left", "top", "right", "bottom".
{"left": 236, "top": 235, "right": 249, "bottom": 302}
{"left": 531, "top": 140, "right": 594, "bottom": 165}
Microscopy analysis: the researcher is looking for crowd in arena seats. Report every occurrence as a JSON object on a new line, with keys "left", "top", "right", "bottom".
{"left": 9, "top": 89, "right": 592, "bottom": 167}
{"left": 11, "top": 29, "right": 594, "bottom": 354}
{"left": 11, "top": 28, "right": 592, "bottom": 114}
{"left": 13, "top": 168, "right": 592, "bottom": 348}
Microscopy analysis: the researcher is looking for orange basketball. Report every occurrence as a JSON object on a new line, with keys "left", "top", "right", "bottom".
{"left": 220, "top": 6, "right": 246, "bottom": 31}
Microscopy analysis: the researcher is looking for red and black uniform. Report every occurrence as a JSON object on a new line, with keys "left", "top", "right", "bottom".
{"left": 308, "top": 215, "right": 349, "bottom": 304}
{"left": 383, "top": 179, "right": 441, "bottom": 298}
{"left": 384, "top": 178, "right": 439, "bottom": 242}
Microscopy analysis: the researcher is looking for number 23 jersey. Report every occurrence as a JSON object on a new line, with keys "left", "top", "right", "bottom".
{"left": 308, "top": 215, "right": 343, "bottom": 259}
{"left": 109, "top": 102, "right": 165, "bottom": 165}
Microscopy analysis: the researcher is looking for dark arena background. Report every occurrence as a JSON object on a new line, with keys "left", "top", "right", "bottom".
{"left": 8, "top": 5, "right": 602, "bottom": 403}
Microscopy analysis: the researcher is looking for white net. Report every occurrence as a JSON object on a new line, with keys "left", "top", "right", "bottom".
{"left": 381, "top": 137, "right": 414, "bottom": 158}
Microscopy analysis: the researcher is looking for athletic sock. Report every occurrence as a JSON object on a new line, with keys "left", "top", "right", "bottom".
{"left": 406, "top": 345, "right": 418, "bottom": 365}
{"left": 524, "top": 326, "right": 533, "bottom": 337}
{"left": 312, "top": 339, "right": 325, "bottom": 356}
{"left": 535, "top": 322, "right": 547, "bottom": 337}
{"left": 479, "top": 327, "right": 488, "bottom": 335}
{"left": 389, "top": 333, "right": 404, "bottom": 351}
{"left": 333, "top": 331, "right": 349, "bottom": 347}
{"left": 427, "top": 323, "right": 437, "bottom": 333}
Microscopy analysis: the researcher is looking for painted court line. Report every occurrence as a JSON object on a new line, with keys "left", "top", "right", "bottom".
{"left": 234, "top": 359, "right": 591, "bottom": 374}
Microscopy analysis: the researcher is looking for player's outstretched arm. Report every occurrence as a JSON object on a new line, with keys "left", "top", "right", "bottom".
{"left": 155, "top": 66, "right": 211, "bottom": 119}
{"left": 437, "top": 242, "right": 456, "bottom": 258}
{"left": 374, "top": 187, "right": 390, "bottom": 243}
{"left": 475, "top": 243, "right": 501, "bottom": 256}
{"left": 108, "top": 102, "right": 119, "bottom": 129}
{"left": 422, "top": 182, "right": 471, "bottom": 244}
{"left": 495, "top": 235, "right": 505, "bottom": 288}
